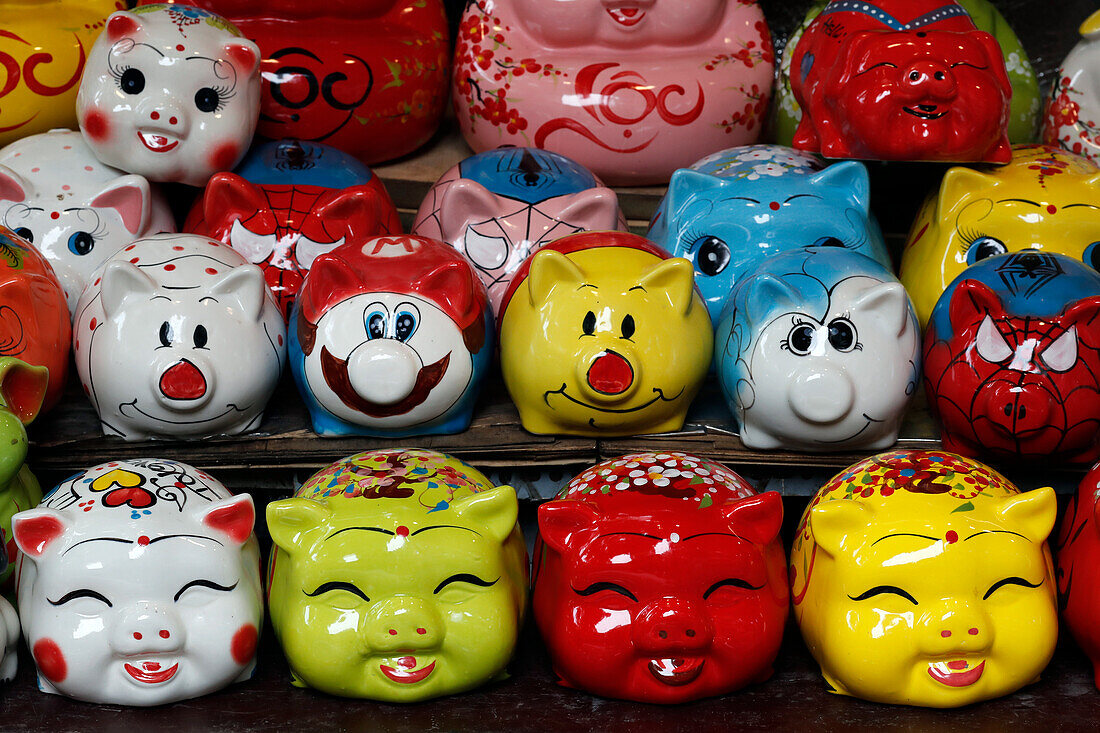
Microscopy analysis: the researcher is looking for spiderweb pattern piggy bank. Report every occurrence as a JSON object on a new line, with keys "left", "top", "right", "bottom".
{"left": 13, "top": 458, "right": 263, "bottom": 706}
{"left": 924, "top": 251, "right": 1100, "bottom": 464}
{"left": 791, "top": 450, "right": 1058, "bottom": 707}
{"left": 900, "top": 145, "right": 1100, "bottom": 326}
{"left": 0, "top": 129, "right": 176, "bottom": 315}
{"left": 77, "top": 5, "right": 261, "bottom": 186}
{"left": 716, "top": 247, "right": 920, "bottom": 452}
{"left": 266, "top": 449, "right": 526, "bottom": 701}
{"left": 499, "top": 232, "right": 712, "bottom": 437}
{"left": 412, "top": 147, "right": 625, "bottom": 314}
{"left": 1043, "top": 11, "right": 1100, "bottom": 164}
{"left": 533, "top": 452, "right": 787, "bottom": 703}
{"left": 453, "top": 0, "right": 774, "bottom": 185}
{"left": 73, "top": 233, "right": 286, "bottom": 441}
{"left": 647, "top": 145, "right": 891, "bottom": 321}
{"left": 290, "top": 235, "right": 491, "bottom": 437}
{"left": 790, "top": 0, "right": 1012, "bottom": 162}
{"left": 1056, "top": 462, "right": 1100, "bottom": 690}
{"left": 186, "top": 139, "right": 401, "bottom": 321}
{"left": 0, "top": 226, "right": 70, "bottom": 411}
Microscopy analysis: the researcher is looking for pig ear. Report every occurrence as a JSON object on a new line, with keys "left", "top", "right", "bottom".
{"left": 1059, "top": 296, "right": 1100, "bottom": 331}
{"left": 450, "top": 486, "right": 518, "bottom": 544}
{"left": 538, "top": 501, "right": 601, "bottom": 555}
{"left": 809, "top": 499, "right": 873, "bottom": 558}
{"left": 551, "top": 188, "right": 622, "bottom": 231}
{"left": 743, "top": 273, "right": 800, "bottom": 327}
{"left": 266, "top": 498, "right": 332, "bottom": 554}
{"left": 664, "top": 169, "right": 722, "bottom": 219}
{"left": 414, "top": 260, "right": 480, "bottom": 327}
{"left": 90, "top": 175, "right": 151, "bottom": 236}
{"left": 0, "top": 164, "right": 27, "bottom": 203}
{"left": 199, "top": 494, "right": 255, "bottom": 546}
{"left": 972, "top": 31, "right": 1011, "bottom": 94}
{"left": 300, "top": 254, "right": 361, "bottom": 324}
{"left": 996, "top": 488, "right": 1057, "bottom": 544}
{"left": 223, "top": 39, "right": 260, "bottom": 76}
{"left": 809, "top": 162, "right": 870, "bottom": 212}
{"left": 101, "top": 260, "right": 158, "bottom": 319}
{"left": 721, "top": 491, "right": 783, "bottom": 546}
{"left": 106, "top": 11, "right": 143, "bottom": 41}
{"left": 438, "top": 179, "right": 501, "bottom": 239}
{"left": 1082, "top": 8, "right": 1100, "bottom": 36}
{"left": 638, "top": 258, "right": 697, "bottom": 316}
{"left": 209, "top": 265, "right": 267, "bottom": 322}
{"left": 0, "top": 357, "right": 47, "bottom": 425}
{"left": 313, "top": 186, "right": 396, "bottom": 243}
{"left": 12, "top": 508, "right": 70, "bottom": 558}
{"left": 527, "top": 249, "right": 586, "bottom": 306}
{"left": 203, "top": 173, "right": 267, "bottom": 234}
{"left": 848, "top": 281, "right": 913, "bottom": 338}
{"left": 939, "top": 167, "right": 997, "bottom": 215}
{"left": 948, "top": 279, "right": 1004, "bottom": 332}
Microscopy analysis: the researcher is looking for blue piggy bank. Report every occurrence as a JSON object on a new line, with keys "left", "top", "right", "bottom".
{"left": 647, "top": 145, "right": 891, "bottom": 321}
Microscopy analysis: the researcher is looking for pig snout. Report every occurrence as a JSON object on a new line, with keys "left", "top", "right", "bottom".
{"left": 156, "top": 357, "right": 213, "bottom": 408}
{"left": 136, "top": 95, "right": 192, "bottom": 137}
{"left": 788, "top": 367, "right": 855, "bottom": 425}
{"left": 915, "top": 598, "right": 994, "bottom": 656}
{"left": 899, "top": 59, "right": 958, "bottom": 102}
{"left": 346, "top": 340, "right": 422, "bottom": 405}
{"left": 579, "top": 348, "right": 639, "bottom": 402}
{"left": 974, "top": 380, "right": 1053, "bottom": 436}
{"left": 631, "top": 598, "right": 713, "bottom": 654}
{"left": 111, "top": 602, "right": 186, "bottom": 655}
{"left": 361, "top": 596, "right": 444, "bottom": 653}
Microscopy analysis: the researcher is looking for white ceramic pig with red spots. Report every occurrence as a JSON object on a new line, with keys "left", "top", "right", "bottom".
{"left": 12, "top": 459, "right": 263, "bottom": 706}
{"left": 73, "top": 233, "right": 285, "bottom": 441}
{"left": 76, "top": 5, "right": 261, "bottom": 187}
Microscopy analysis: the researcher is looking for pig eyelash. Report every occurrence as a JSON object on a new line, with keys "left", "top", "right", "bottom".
{"left": 955, "top": 225, "right": 988, "bottom": 253}
{"left": 679, "top": 226, "right": 707, "bottom": 251}
{"left": 207, "top": 84, "right": 235, "bottom": 112}
{"left": 780, "top": 316, "right": 814, "bottom": 353}
{"left": 107, "top": 57, "right": 132, "bottom": 82}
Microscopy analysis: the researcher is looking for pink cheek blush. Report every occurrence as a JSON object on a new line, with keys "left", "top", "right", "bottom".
{"left": 82, "top": 109, "right": 111, "bottom": 144}
{"left": 32, "top": 638, "right": 67, "bottom": 683}
{"left": 209, "top": 142, "right": 241, "bottom": 173}
{"left": 231, "top": 623, "right": 258, "bottom": 665}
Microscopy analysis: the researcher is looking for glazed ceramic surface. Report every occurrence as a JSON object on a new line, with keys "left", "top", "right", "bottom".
{"left": 924, "top": 251, "right": 1100, "bottom": 464}
{"left": 0, "top": 0, "right": 119, "bottom": 147}
{"left": 412, "top": 147, "right": 626, "bottom": 314}
{"left": 453, "top": 0, "right": 774, "bottom": 185}
{"left": 791, "top": 450, "right": 1058, "bottom": 707}
{"left": 1044, "top": 11, "right": 1100, "bottom": 165}
{"left": 185, "top": 139, "right": 401, "bottom": 321}
{"left": 647, "top": 145, "right": 891, "bottom": 321}
{"left": 289, "top": 235, "right": 491, "bottom": 437}
{"left": 0, "top": 129, "right": 176, "bottom": 314}
{"left": 1055, "top": 462, "right": 1100, "bottom": 690}
{"left": 0, "top": 226, "right": 70, "bottom": 411}
{"left": 266, "top": 449, "right": 526, "bottom": 701}
{"left": 499, "top": 232, "right": 712, "bottom": 437}
{"left": 773, "top": 0, "right": 1040, "bottom": 148}
{"left": 0, "top": 358, "right": 47, "bottom": 589}
{"left": 0, "top": 578, "right": 16, "bottom": 682}
{"left": 790, "top": 0, "right": 1012, "bottom": 162}
{"left": 13, "top": 459, "right": 262, "bottom": 706}
{"left": 145, "top": 0, "right": 450, "bottom": 165}
{"left": 533, "top": 452, "right": 787, "bottom": 703}
{"left": 73, "top": 233, "right": 286, "bottom": 441}
{"left": 715, "top": 247, "right": 920, "bottom": 452}
{"left": 900, "top": 145, "right": 1100, "bottom": 326}
{"left": 76, "top": 5, "right": 261, "bottom": 186}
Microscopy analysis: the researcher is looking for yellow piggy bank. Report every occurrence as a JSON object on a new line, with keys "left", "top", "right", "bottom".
{"left": 790, "top": 450, "right": 1058, "bottom": 708}
{"left": 0, "top": 0, "right": 119, "bottom": 146}
{"left": 499, "top": 232, "right": 711, "bottom": 437}
{"left": 900, "top": 144, "right": 1100, "bottom": 326}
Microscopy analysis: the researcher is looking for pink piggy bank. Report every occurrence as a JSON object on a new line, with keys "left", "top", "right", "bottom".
{"left": 453, "top": 0, "right": 774, "bottom": 186}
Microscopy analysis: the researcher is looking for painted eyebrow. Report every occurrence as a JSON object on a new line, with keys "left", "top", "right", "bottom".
{"left": 785, "top": 194, "right": 820, "bottom": 203}
{"left": 964, "top": 529, "right": 1029, "bottom": 542}
{"left": 412, "top": 525, "right": 481, "bottom": 537}
{"left": 131, "top": 42, "right": 165, "bottom": 57}
{"left": 150, "top": 533, "right": 224, "bottom": 546}
{"left": 48, "top": 588, "right": 112, "bottom": 607}
{"left": 720, "top": 196, "right": 761, "bottom": 204}
{"left": 434, "top": 574, "right": 498, "bottom": 594}
{"left": 578, "top": 284, "right": 597, "bottom": 291}
{"left": 870, "top": 533, "right": 939, "bottom": 547}
{"left": 597, "top": 532, "right": 662, "bottom": 541}
{"left": 628, "top": 285, "right": 646, "bottom": 293}
{"left": 325, "top": 526, "right": 394, "bottom": 541}
{"left": 174, "top": 579, "right": 238, "bottom": 602}
{"left": 1064, "top": 203, "right": 1100, "bottom": 209}
{"left": 683, "top": 532, "right": 741, "bottom": 541}
{"left": 62, "top": 537, "right": 129, "bottom": 555}
{"left": 997, "top": 198, "right": 1042, "bottom": 206}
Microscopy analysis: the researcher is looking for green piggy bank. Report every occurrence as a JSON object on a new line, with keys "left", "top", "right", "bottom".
{"left": 266, "top": 449, "right": 527, "bottom": 701}
{"left": 0, "top": 357, "right": 47, "bottom": 586}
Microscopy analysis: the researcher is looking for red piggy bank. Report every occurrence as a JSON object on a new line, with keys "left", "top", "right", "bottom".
{"left": 1057, "top": 462, "right": 1100, "bottom": 689}
{"left": 791, "top": 0, "right": 1011, "bottom": 162}
{"left": 924, "top": 251, "right": 1100, "bottom": 464}
{"left": 142, "top": 0, "right": 449, "bottom": 165}
{"left": 533, "top": 452, "right": 788, "bottom": 703}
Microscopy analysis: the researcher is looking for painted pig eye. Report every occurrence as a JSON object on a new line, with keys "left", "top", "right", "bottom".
{"left": 785, "top": 321, "right": 817, "bottom": 356}
{"left": 1084, "top": 242, "right": 1100, "bottom": 271}
{"left": 366, "top": 311, "right": 387, "bottom": 340}
{"left": 983, "top": 576, "right": 1042, "bottom": 600}
{"left": 582, "top": 310, "right": 596, "bottom": 336}
{"left": 13, "top": 227, "right": 32, "bottom": 243}
{"left": 694, "top": 236, "right": 730, "bottom": 276}
{"left": 194, "top": 87, "right": 220, "bottom": 113}
{"left": 621, "top": 314, "right": 635, "bottom": 340}
{"left": 120, "top": 68, "right": 145, "bottom": 95}
{"left": 305, "top": 581, "right": 370, "bottom": 602}
{"left": 174, "top": 579, "right": 237, "bottom": 602}
{"left": 67, "top": 231, "right": 94, "bottom": 256}
{"left": 827, "top": 318, "right": 857, "bottom": 351}
{"left": 394, "top": 309, "right": 418, "bottom": 342}
{"left": 434, "top": 573, "right": 498, "bottom": 594}
{"left": 48, "top": 588, "right": 113, "bottom": 607}
{"left": 193, "top": 325, "right": 208, "bottom": 349}
{"left": 703, "top": 577, "right": 762, "bottom": 600}
{"left": 965, "top": 236, "right": 1007, "bottom": 264}
{"left": 848, "top": 585, "right": 918, "bottom": 605}
{"left": 159, "top": 321, "right": 173, "bottom": 347}
{"left": 573, "top": 581, "right": 638, "bottom": 602}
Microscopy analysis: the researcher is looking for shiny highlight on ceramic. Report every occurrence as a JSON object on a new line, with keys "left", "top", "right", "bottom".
{"left": 1043, "top": 10, "right": 1100, "bottom": 164}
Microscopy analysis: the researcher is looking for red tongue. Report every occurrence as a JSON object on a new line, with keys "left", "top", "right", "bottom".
{"left": 947, "top": 660, "right": 968, "bottom": 670}
{"left": 159, "top": 359, "right": 207, "bottom": 400}
{"left": 143, "top": 662, "right": 161, "bottom": 672}
{"left": 587, "top": 351, "right": 634, "bottom": 395}
{"left": 619, "top": 7, "right": 638, "bottom": 16}
{"left": 397, "top": 656, "right": 416, "bottom": 669}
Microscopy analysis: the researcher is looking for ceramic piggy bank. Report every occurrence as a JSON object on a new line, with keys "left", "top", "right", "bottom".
{"left": 716, "top": 247, "right": 920, "bottom": 452}
{"left": 790, "top": 0, "right": 1012, "bottom": 162}
{"left": 534, "top": 453, "right": 787, "bottom": 703}
{"left": 499, "top": 232, "right": 711, "bottom": 437}
{"left": 143, "top": 0, "right": 449, "bottom": 165}
{"left": 185, "top": 139, "right": 401, "bottom": 321}
{"left": 290, "top": 235, "right": 491, "bottom": 437}
{"left": 0, "top": 0, "right": 120, "bottom": 147}
{"left": 0, "top": 545, "right": 17, "bottom": 682}
{"left": 412, "top": 147, "right": 625, "bottom": 313}
{"left": 924, "top": 251, "right": 1100, "bottom": 464}
{"left": 791, "top": 450, "right": 1058, "bottom": 707}
{"left": 0, "top": 358, "right": 48, "bottom": 588}
{"left": 0, "top": 129, "right": 177, "bottom": 315}
{"left": 1056, "top": 462, "right": 1100, "bottom": 689}
{"left": 77, "top": 5, "right": 261, "bottom": 186}
{"left": 1043, "top": 11, "right": 1100, "bottom": 164}
{"left": 13, "top": 459, "right": 263, "bottom": 706}
{"left": 266, "top": 449, "right": 526, "bottom": 701}
{"left": 647, "top": 146, "right": 891, "bottom": 321}
{"left": 73, "top": 233, "right": 286, "bottom": 441}
{"left": 0, "top": 226, "right": 70, "bottom": 411}
{"left": 453, "top": 0, "right": 774, "bottom": 185}
{"left": 900, "top": 145, "right": 1100, "bottom": 326}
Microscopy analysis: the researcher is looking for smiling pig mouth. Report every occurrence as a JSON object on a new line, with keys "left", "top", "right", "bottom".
{"left": 380, "top": 656, "right": 436, "bottom": 684}
{"left": 124, "top": 660, "right": 180, "bottom": 684}
{"left": 927, "top": 659, "right": 985, "bottom": 687}
{"left": 648, "top": 657, "right": 705, "bottom": 686}
{"left": 607, "top": 7, "right": 646, "bottom": 26}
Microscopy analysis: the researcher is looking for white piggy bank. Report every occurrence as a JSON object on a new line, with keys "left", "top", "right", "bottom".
{"left": 0, "top": 543, "right": 17, "bottom": 683}
{"left": 76, "top": 5, "right": 261, "bottom": 186}
{"left": 1043, "top": 10, "right": 1100, "bottom": 164}
{"left": 74, "top": 233, "right": 285, "bottom": 441}
{"left": 0, "top": 129, "right": 176, "bottom": 314}
{"left": 715, "top": 247, "right": 920, "bottom": 452}
{"left": 13, "top": 459, "right": 263, "bottom": 706}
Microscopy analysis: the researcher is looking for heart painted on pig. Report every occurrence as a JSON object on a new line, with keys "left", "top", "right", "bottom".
{"left": 102, "top": 487, "right": 157, "bottom": 509}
